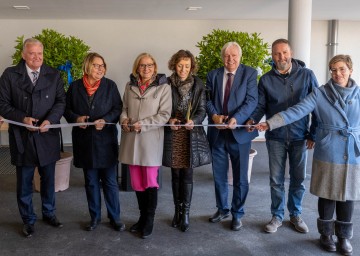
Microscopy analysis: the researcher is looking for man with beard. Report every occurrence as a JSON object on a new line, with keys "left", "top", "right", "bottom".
{"left": 247, "top": 39, "right": 318, "bottom": 234}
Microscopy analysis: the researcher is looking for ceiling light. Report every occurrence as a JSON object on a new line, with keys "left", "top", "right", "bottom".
{"left": 13, "top": 6, "right": 30, "bottom": 10}
{"left": 186, "top": 7, "right": 202, "bottom": 11}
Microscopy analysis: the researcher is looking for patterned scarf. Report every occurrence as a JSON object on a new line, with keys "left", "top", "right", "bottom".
{"left": 83, "top": 75, "right": 101, "bottom": 96}
{"left": 138, "top": 75, "right": 155, "bottom": 95}
{"left": 169, "top": 73, "right": 194, "bottom": 117}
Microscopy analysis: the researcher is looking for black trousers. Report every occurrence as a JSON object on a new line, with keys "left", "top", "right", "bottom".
{"left": 318, "top": 197, "right": 354, "bottom": 222}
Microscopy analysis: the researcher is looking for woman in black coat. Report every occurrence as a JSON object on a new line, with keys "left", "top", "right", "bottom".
{"left": 64, "top": 52, "right": 124, "bottom": 232}
{"left": 163, "top": 50, "right": 211, "bottom": 232}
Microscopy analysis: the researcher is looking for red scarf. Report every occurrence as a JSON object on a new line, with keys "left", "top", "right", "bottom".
{"left": 138, "top": 78, "right": 151, "bottom": 95}
{"left": 83, "top": 75, "right": 101, "bottom": 96}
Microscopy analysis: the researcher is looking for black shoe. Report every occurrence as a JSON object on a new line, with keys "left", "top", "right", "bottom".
{"left": 43, "top": 215, "right": 63, "bottom": 228}
{"left": 86, "top": 220, "right": 100, "bottom": 231}
{"left": 338, "top": 238, "right": 353, "bottom": 255}
{"left": 319, "top": 235, "right": 336, "bottom": 252}
{"left": 110, "top": 220, "right": 126, "bottom": 232}
{"left": 22, "top": 224, "right": 34, "bottom": 238}
{"left": 209, "top": 210, "right": 230, "bottom": 223}
{"left": 130, "top": 220, "right": 144, "bottom": 233}
{"left": 231, "top": 217, "right": 243, "bottom": 231}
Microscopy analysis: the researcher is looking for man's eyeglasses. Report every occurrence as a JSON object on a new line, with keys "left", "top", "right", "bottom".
{"left": 139, "top": 63, "right": 154, "bottom": 69}
{"left": 92, "top": 64, "right": 105, "bottom": 70}
{"left": 329, "top": 67, "right": 348, "bottom": 74}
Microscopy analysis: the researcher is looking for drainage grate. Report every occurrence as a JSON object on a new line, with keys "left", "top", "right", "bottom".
{"left": 0, "top": 147, "right": 15, "bottom": 174}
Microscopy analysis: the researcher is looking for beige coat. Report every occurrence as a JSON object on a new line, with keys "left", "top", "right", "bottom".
{"left": 119, "top": 74, "right": 172, "bottom": 166}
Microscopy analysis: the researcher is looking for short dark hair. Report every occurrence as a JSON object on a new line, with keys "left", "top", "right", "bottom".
{"left": 168, "top": 50, "right": 197, "bottom": 73}
{"left": 272, "top": 38, "right": 292, "bottom": 50}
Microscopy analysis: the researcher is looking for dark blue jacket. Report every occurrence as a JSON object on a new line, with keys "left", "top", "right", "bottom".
{"left": 251, "top": 59, "right": 318, "bottom": 142}
{"left": 64, "top": 77, "right": 122, "bottom": 168}
{"left": 206, "top": 64, "right": 258, "bottom": 145}
{"left": 0, "top": 60, "right": 66, "bottom": 166}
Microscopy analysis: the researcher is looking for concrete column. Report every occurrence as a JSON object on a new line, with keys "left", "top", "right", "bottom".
{"left": 288, "top": 0, "right": 312, "bottom": 67}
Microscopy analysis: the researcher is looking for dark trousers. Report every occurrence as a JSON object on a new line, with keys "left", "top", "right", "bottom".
{"left": 318, "top": 197, "right": 354, "bottom": 222}
{"left": 83, "top": 164, "right": 120, "bottom": 222}
{"left": 211, "top": 130, "right": 251, "bottom": 218}
{"left": 16, "top": 162, "right": 56, "bottom": 225}
{"left": 171, "top": 168, "right": 193, "bottom": 184}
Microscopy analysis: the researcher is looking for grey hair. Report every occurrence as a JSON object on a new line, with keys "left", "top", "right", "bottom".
{"left": 22, "top": 38, "right": 43, "bottom": 52}
{"left": 221, "top": 42, "right": 242, "bottom": 61}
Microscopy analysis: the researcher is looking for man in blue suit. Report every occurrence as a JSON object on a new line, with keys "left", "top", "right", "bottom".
{"left": 206, "top": 42, "right": 258, "bottom": 231}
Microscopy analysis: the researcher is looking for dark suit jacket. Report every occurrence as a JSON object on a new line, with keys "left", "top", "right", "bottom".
{"left": 206, "top": 64, "right": 258, "bottom": 146}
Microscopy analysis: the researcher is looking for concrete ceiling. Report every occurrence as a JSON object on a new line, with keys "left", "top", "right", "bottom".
{"left": 1, "top": 0, "right": 359, "bottom": 20}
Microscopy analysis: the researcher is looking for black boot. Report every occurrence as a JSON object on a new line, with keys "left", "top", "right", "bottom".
{"left": 142, "top": 187, "right": 158, "bottom": 239}
{"left": 317, "top": 218, "right": 336, "bottom": 252}
{"left": 171, "top": 181, "right": 182, "bottom": 228}
{"left": 130, "top": 191, "right": 146, "bottom": 233}
{"left": 180, "top": 183, "right": 193, "bottom": 232}
{"left": 335, "top": 220, "right": 353, "bottom": 255}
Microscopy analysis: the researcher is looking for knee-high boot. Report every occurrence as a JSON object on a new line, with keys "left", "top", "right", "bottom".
{"left": 317, "top": 218, "right": 336, "bottom": 252}
{"left": 130, "top": 191, "right": 147, "bottom": 233}
{"left": 335, "top": 220, "right": 353, "bottom": 255}
{"left": 180, "top": 183, "right": 193, "bottom": 232}
{"left": 142, "top": 187, "right": 158, "bottom": 239}
{"left": 171, "top": 181, "right": 182, "bottom": 228}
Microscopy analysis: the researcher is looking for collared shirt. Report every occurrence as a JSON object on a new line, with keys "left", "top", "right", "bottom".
{"left": 25, "top": 64, "right": 41, "bottom": 82}
{"left": 222, "top": 68, "right": 236, "bottom": 104}
{"left": 277, "top": 64, "right": 292, "bottom": 78}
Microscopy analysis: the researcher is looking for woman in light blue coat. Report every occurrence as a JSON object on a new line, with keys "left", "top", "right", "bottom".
{"left": 257, "top": 55, "right": 358, "bottom": 256}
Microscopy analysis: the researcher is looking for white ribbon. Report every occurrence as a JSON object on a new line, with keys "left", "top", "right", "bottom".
{"left": 0, "top": 118, "right": 114, "bottom": 129}
{"left": 0, "top": 118, "right": 255, "bottom": 129}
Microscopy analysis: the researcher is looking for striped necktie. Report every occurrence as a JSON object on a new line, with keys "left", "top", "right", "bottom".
{"left": 31, "top": 71, "right": 39, "bottom": 85}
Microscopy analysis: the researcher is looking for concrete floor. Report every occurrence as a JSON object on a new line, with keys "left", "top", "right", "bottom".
{"left": 0, "top": 141, "right": 359, "bottom": 256}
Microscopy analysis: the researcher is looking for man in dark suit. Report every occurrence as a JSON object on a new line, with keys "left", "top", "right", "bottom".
{"left": 0, "top": 38, "right": 66, "bottom": 237}
{"left": 206, "top": 42, "right": 258, "bottom": 231}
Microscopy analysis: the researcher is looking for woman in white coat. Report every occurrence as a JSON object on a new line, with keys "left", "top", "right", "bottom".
{"left": 257, "top": 55, "right": 359, "bottom": 255}
{"left": 119, "top": 53, "right": 171, "bottom": 239}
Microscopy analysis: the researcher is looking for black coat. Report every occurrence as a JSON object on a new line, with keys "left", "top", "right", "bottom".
{"left": 0, "top": 60, "right": 66, "bottom": 166}
{"left": 64, "top": 77, "right": 122, "bottom": 169}
{"left": 163, "top": 76, "right": 211, "bottom": 168}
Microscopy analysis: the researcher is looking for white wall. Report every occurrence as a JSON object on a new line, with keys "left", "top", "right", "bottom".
{"left": 0, "top": 19, "right": 359, "bottom": 144}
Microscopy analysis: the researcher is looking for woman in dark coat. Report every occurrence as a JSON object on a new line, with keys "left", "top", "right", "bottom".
{"left": 64, "top": 52, "right": 124, "bottom": 232}
{"left": 163, "top": 50, "right": 211, "bottom": 232}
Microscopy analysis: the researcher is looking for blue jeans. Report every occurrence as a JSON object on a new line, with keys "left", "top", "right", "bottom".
{"left": 211, "top": 130, "right": 251, "bottom": 218}
{"left": 266, "top": 139, "right": 307, "bottom": 221}
{"left": 83, "top": 164, "right": 121, "bottom": 222}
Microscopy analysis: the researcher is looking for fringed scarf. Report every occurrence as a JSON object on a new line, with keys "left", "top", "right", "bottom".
{"left": 169, "top": 73, "right": 194, "bottom": 116}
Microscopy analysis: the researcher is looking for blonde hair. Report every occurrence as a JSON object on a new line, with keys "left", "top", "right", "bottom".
{"left": 132, "top": 52, "right": 158, "bottom": 77}
{"left": 328, "top": 54, "right": 353, "bottom": 71}
{"left": 82, "top": 52, "right": 107, "bottom": 76}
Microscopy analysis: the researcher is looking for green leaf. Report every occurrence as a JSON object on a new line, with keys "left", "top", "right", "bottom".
{"left": 11, "top": 29, "right": 91, "bottom": 91}
{"left": 195, "top": 29, "right": 271, "bottom": 83}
